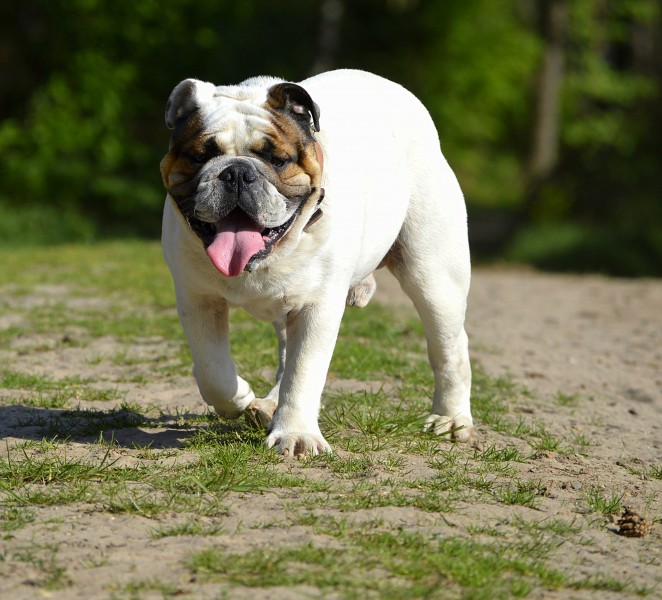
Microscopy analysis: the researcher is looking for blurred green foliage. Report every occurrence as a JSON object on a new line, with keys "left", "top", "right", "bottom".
{"left": 0, "top": 0, "right": 660, "bottom": 275}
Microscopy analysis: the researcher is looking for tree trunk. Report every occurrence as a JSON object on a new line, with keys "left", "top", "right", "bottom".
{"left": 525, "top": 0, "right": 568, "bottom": 209}
{"left": 310, "top": 0, "right": 344, "bottom": 75}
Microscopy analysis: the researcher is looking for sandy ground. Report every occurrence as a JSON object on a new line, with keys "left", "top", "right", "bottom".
{"left": 1, "top": 266, "right": 660, "bottom": 598}
{"left": 376, "top": 267, "right": 662, "bottom": 466}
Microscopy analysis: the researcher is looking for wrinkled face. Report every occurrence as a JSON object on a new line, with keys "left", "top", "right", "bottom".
{"left": 161, "top": 78, "right": 322, "bottom": 277}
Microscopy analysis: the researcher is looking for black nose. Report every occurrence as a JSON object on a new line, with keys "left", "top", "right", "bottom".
{"left": 219, "top": 164, "right": 257, "bottom": 187}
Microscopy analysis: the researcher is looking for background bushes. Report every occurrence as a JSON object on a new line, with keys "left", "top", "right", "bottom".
{"left": 1, "top": 0, "right": 660, "bottom": 274}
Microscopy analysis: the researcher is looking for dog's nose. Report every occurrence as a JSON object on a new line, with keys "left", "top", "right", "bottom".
{"left": 219, "top": 164, "right": 257, "bottom": 186}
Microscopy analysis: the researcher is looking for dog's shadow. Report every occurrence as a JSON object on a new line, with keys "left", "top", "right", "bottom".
{"left": 0, "top": 404, "right": 258, "bottom": 450}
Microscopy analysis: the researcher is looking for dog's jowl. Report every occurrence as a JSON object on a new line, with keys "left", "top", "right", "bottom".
{"left": 161, "top": 69, "right": 472, "bottom": 457}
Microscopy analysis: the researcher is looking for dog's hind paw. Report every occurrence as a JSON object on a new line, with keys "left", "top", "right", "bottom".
{"left": 244, "top": 398, "right": 277, "bottom": 429}
{"left": 265, "top": 431, "right": 332, "bottom": 458}
{"left": 423, "top": 414, "right": 473, "bottom": 442}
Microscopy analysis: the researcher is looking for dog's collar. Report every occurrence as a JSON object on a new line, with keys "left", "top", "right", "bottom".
{"left": 303, "top": 141, "right": 325, "bottom": 232}
{"left": 304, "top": 188, "right": 325, "bottom": 231}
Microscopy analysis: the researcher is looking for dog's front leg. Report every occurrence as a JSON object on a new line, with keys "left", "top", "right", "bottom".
{"left": 265, "top": 295, "right": 345, "bottom": 457}
{"left": 176, "top": 294, "right": 255, "bottom": 418}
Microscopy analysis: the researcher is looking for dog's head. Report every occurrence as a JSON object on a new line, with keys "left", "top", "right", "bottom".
{"left": 160, "top": 77, "right": 323, "bottom": 277}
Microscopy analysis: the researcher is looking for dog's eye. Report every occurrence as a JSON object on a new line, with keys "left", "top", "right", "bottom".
{"left": 188, "top": 152, "right": 209, "bottom": 164}
{"left": 270, "top": 155, "right": 288, "bottom": 169}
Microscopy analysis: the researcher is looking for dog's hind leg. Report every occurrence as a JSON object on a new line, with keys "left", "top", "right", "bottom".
{"left": 245, "top": 318, "right": 285, "bottom": 428}
{"left": 389, "top": 248, "right": 472, "bottom": 440}
{"left": 387, "top": 200, "right": 473, "bottom": 441}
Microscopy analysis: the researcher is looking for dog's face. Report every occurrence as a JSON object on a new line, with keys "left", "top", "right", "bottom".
{"left": 161, "top": 78, "right": 322, "bottom": 277}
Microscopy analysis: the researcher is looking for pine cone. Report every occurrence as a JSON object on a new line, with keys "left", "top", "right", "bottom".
{"left": 617, "top": 508, "right": 653, "bottom": 538}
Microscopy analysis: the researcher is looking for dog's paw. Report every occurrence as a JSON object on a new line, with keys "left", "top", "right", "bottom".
{"left": 265, "top": 431, "right": 332, "bottom": 458}
{"left": 346, "top": 273, "right": 377, "bottom": 308}
{"left": 244, "top": 398, "right": 277, "bottom": 429}
{"left": 423, "top": 414, "right": 473, "bottom": 442}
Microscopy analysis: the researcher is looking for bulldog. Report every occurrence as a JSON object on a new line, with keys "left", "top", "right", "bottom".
{"left": 160, "top": 69, "right": 472, "bottom": 456}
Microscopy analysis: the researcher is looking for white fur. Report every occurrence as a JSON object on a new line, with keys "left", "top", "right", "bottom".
{"left": 162, "top": 69, "right": 472, "bottom": 456}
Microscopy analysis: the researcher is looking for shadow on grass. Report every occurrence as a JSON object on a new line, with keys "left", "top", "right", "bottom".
{"left": 0, "top": 404, "right": 261, "bottom": 449}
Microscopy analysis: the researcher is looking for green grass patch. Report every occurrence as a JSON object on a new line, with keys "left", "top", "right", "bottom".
{"left": 583, "top": 487, "right": 623, "bottom": 515}
{"left": 495, "top": 480, "right": 545, "bottom": 509}
{"left": 187, "top": 529, "right": 567, "bottom": 598}
{"left": 150, "top": 518, "right": 224, "bottom": 539}
{"left": 0, "top": 431, "right": 300, "bottom": 515}
{"left": 1, "top": 506, "right": 36, "bottom": 533}
{"left": 555, "top": 392, "right": 580, "bottom": 407}
{"left": 0, "top": 368, "right": 128, "bottom": 409}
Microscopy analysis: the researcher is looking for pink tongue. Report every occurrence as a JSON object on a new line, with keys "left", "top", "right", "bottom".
{"left": 206, "top": 211, "right": 266, "bottom": 277}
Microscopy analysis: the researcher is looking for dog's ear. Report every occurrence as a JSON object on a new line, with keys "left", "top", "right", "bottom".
{"left": 267, "top": 83, "right": 321, "bottom": 133}
{"left": 165, "top": 79, "right": 216, "bottom": 129}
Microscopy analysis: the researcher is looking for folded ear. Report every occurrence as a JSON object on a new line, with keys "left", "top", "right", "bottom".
{"left": 267, "top": 82, "right": 321, "bottom": 133}
{"left": 165, "top": 79, "right": 217, "bottom": 129}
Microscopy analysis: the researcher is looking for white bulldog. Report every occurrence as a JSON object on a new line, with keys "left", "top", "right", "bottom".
{"left": 160, "top": 69, "right": 472, "bottom": 456}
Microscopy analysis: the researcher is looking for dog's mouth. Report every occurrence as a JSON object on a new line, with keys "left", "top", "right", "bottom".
{"left": 200, "top": 207, "right": 300, "bottom": 277}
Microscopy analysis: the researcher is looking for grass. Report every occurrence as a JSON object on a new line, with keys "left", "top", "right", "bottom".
{"left": 554, "top": 392, "right": 580, "bottom": 407}
{"left": 0, "top": 368, "right": 128, "bottom": 408}
{"left": 495, "top": 480, "right": 545, "bottom": 509}
{"left": 583, "top": 487, "right": 624, "bottom": 515}
{"left": 186, "top": 529, "right": 567, "bottom": 598}
{"left": 150, "top": 518, "right": 224, "bottom": 539}
{"left": 6, "top": 542, "right": 71, "bottom": 590}
{"left": 0, "top": 507, "right": 36, "bottom": 533}
{"left": 0, "top": 241, "right": 658, "bottom": 598}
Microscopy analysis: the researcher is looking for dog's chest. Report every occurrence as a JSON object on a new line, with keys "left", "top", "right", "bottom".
{"left": 219, "top": 275, "right": 310, "bottom": 322}
{"left": 228, "top": 294, "right": 296, "bottom": 322}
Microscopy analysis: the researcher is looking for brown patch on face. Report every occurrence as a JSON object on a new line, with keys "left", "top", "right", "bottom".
{"left": 159, "top": 152, "right": 200, "bottom": 205}
{"left": 263, "top": 82, "right": 322, "bottom": 196}
{"left": 260, "top": 121, "right": 321, "bottom": 202}
{"left": 266, "top": 82, "right": 321, "bottom": 133}
{"left": 159, "top": 152, "right": 175, "bottom": 189}
{"left": 160, "top": 127, "right": 218, "bottom": 198}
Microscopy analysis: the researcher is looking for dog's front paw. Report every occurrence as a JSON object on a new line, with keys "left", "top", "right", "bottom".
{"left": 244, "top": 398, "right": 277, "bottom": 429}
{"left": 423, "top": 414, "right": 473, "bottom": 442}
{"left": 265, "top": 430, "right": 332, "bottom": 458}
